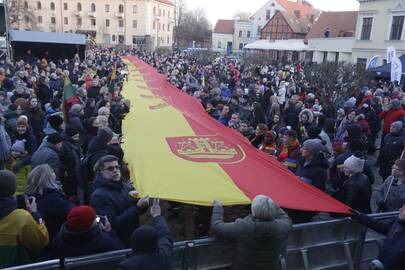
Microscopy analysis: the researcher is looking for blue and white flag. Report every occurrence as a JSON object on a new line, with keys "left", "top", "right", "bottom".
{"left": 391, "top": 56, "right": 402, "bottom": 84}
{"left": 387, "top": 46, "right": 396, "bottom": 64}
{"left": 366, "top": 55, "right": 380, "bottom": 70}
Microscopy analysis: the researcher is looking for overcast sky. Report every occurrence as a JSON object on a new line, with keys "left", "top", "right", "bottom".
{"left": 183, "top": 0, "right": 360, "bottom": 26}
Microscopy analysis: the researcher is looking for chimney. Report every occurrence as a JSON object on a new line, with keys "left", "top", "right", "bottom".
{"left": 294, "top": 10, "right": 301, "bottom": 18}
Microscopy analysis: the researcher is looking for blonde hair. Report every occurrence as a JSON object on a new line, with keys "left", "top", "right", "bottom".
{"left": 25, "top": 164, "right": 59, "bottom": 195}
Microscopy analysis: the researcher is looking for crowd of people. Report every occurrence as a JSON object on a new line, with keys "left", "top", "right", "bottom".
{"left": 0, "top": 46, "right": 404, "bottom": 269}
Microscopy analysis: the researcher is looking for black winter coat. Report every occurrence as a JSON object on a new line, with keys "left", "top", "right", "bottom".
{"left": 118, "top": 216, "right": 173, "bottom": 270}
{"left": 90, "top": 176, "right": 144, "bottom": 247}
{"left": 356, "top": 214, "right": 405, "bottom": 270}
{"left": 380, "top": 131, "right": 405, "bottom": 165}
{"left": 296, "top": 155, "right": 329, "bottom": 191}
{"left": 36, "top": 83, "right": 52, "bottom": 105}
{"left": 52, "top": 223, "right": 122, "bottom": 258}
{"left": 339, "top": 173, "right": 371, "bottom": 214}
{"left": 60, "top": 134, "right": 82, "bottom": 196}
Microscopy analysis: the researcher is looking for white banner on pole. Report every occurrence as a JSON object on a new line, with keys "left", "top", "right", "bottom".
{"left": 366, "top": 55, "right": 380, "bottom": 70}
{"left": 391, "top": 56, "right": 402, "bottom": 84}
{"left": 387, "top": 46, "right": 396, "bottom": 64}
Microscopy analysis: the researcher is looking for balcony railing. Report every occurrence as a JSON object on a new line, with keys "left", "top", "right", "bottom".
{"left": 115, "top": 12, "right": 125, "bottom": 19}
{"left": 72, "top": 10, "right": 82, "bottom": 17}
{"left": 87, "top": 11, "right": 97, "bottom": 17}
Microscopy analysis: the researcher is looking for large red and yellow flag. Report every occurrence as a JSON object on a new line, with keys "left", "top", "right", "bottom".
{"left": 122, "top": 56, "right": 351, "bottom": 214}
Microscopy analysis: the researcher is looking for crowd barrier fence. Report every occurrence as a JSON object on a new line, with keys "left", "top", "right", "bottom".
{"left": 3, "top": 212, "right": 397, "bottom": 270}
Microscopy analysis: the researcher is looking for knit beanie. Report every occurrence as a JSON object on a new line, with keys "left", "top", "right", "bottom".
{"left": 344, "top": 155, "right": 365, "bottom": 174}
{"left": 48, "top": 115, "right": 64, "bottom": 130}
{"left": 390, "top": 99, "right": 401, "bottom": 109}
{"left": 0, "top": 170, "right": 17, "bottom": 197}
{"left": 65, "top": 125, "right": 79, "bottom": 137}
{"left": 251, "top": 195, "right": 278, "bottom": 221}
{"left": 131, "top": 226, "right": 159, "bottom": 252}
{"left": 302, "top": 139, "right": 326, "bottom": 155}
{"left": 391, "top": 121, "right": 403, "bottom": 131}
{"left": 67, "top": 206, "right": 96, "bottom": 232}
{"left": 11, "top": 140, "right": 26, "bottom": 153}
{"left": 97, "top": 127, "right": 113, "bottom": 145}
{"left": 70, "top": 104, "right": 83, "bottom": 114}
{"left": 16, "top": 115, "right": 29, "bottom": 127}
{"left": 47, "top": 133, "right": 63, "bottom": 144}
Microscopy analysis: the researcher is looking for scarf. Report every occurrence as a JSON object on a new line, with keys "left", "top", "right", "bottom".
{"left": 278, "top": 139, "right": 300, "bottom": 161}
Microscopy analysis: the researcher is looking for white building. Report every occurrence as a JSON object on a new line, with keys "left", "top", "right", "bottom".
{"left": 306, "top": 11, "right": 358, "bottom": 63}
{"left": 212, "top": 20, "right": 235, "bottom": 53}
{"left": 353, "top": 0, "right": 405, "bottom": 66}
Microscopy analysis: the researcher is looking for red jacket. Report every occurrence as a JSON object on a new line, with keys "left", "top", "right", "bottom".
{"left": 379, "top": 108, "right": 405, "bottom": 133}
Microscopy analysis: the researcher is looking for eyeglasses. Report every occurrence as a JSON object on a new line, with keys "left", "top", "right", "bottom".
{"left": 103, "top": 165, "right": 120, "bottom": 172}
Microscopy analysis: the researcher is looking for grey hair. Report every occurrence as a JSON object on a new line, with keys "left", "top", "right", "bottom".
{"left": 251, "top": 195, "right": 278, "bottom": 221}
{"left": 25, "top": 164, "right": 60, "bottom": 195}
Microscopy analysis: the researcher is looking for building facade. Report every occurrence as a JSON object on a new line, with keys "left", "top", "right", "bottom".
{"left": 8, "top": 0, "right": 175, "bottom": 48}
{"left": 352, "top": 0, "right": 405, "bottom": 65}
{"left": 306, "top": 11, "right": 358, "bottom": 63}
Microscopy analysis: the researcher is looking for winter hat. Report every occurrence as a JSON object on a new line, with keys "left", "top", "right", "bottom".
{"left": 70, "top": 104, "right": 83, "bottom": 114}
{"left": 391, "top": 121, "right": 403, "bottom": 131}
{"left": 302, "top": 139, "right": 326, "bottom": 155}
{"left": 344, "top": 155, "right": 365, "bottom": 174}
{"left": 97, "top": 127, "right": 113, "bottom": 145}
{"left": 48, "top": 115, "right": 64, "bottom": 130}
{"left": 16, "top": 115, "right": 29, "bottom": 127}
{"left": 67, "top": 206, "right": 96, "bottom": 232}
{"left": 131, "top": 225, "right": 159, "bottom": 252}
{"left": 390, "top": 99, "right": 401, "bottom": 109}
{"left": 65, "top": 125, "right": 79, "bottom": 137}
{"left": 251, "top": 195, "right": 278, "bottom": 221}
{"left": 11, "top": 140, "right": 26, "bottom": 153}
{"left": 0, "top": 170, "right": 17, "bottom": 197}
{"left": 346, "top": 124, "right": 362, "bottom": 140}
{"left": 47, "top": 133, "right": 63, "bottom": 144}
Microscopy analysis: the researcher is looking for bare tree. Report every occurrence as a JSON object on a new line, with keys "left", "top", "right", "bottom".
{"left": 233, "top": 10, "right": 252, "bottom": 21}
{"left": 7, "top": 0, "right": 38, "bottom": 31}
{"left": 175, "top": 7, "right": 212, "bottom": 48}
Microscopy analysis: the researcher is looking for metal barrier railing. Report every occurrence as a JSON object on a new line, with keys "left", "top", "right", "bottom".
{"left": 3, "top": 212, "right": 398, "bottom": 270}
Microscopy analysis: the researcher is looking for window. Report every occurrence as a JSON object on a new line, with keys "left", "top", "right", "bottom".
{"left": 167, "top": 24, "right": 170, "bottom": 31}
{"left": 239, "top": 30, "right": 242, "bottom": 37}
{"left": 158, "top": 23, "right": 161, "bottom": 30}
{"left": 357, "top": 58, "right": 367, "bottom": 69}
{"left": 38, "top": 16, "right": 42, "bottom": 23}
{"left": 112, "top": 35, "right": 116, "bottom": 42}
{"left": 239, "top": 43, "right": 243, "bottom": 50}
{"left": 247, "top": 31, "right": 251, "bottom": 38}
{"left": 133, "top": 20, "right": 137, "bottom": 28}
{"left": 257, "top": 26, "right": 261, "bottom": 35}
{"left": 163, "top": 24, "right": 165, "bottom": 30}
{"left": 153, "top": 7, "right": 156, "bottom": 15}
{"left": 50, "top": 2, "right": 55, "bottom": 10}
{"left": 218, "top": 41, "right": 222, "bottom": 48}
{"left": 23, "top": 1, "right": 28, "bottom": 8}
{"left": 51, "top": 17, "right": 56, "bottom": 24}
{"left": 266, "top": 10, "right": 271, "bottom": 20}
{"left": 163, "top": 10, "right": 165, "bottom": 17}
{"left": 106, "top": 19, "right": 110, "bottom": 27}
{"left": 390, "top": 16, "right": 405, "bottom": 40}
{"left": 167, "top": 35, "right": 170, "bottom": 44}
{"left": 91, "top": 3, "right": 96, "bottom": 12}
{"left": 37, "top": 2, "right": 42, "bottom": 9}
{"left": 335, "top": 52, "right": 339, "bottom": 62}
{"left": 153, "top": 21, "right": 156, "bottom": 30}
{"left": 105, "top": 4, "right": 110, "bottom": 12}
{"left": 360, "top": 17, "right": 373, "bottom": 40}
{"left": 119, "top": 20, "right": 124, "bottom": 27}
{"left": 24, "top": 15, "right": 29, "bottom": 23}
{"left": 168, "top": 11, "right": 170, "bottom": 18}
{"left": 119, "top": 4, "right": 124, "bottom": 13}
{"left": 91, "top": 18, "right": 96, "bottom": 26}
{"left": 77, "top": 3, "right": 82, "bottom": 11}
{"left": 64, "top": 17, "right": 68, "bottom": 24}
{"left": 63, "top": 2, "right": 67, "bottom": 10}
{"left": 133, "top": 5, "right": 138, "bottom": 13}
{"left": 77, "top": 18, "right": 82, "bottom": 25}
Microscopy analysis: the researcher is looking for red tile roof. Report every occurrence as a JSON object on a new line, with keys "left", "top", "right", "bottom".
{"left": 306, "top": 11, "right": 358, "bottom": 38}
{"left": 278, "top": 0, "right": 316, "bottom": 16}
{"left": 280, "top": 11, "right": 312, "bottom": 33}
{"left": 214, "top": 20, "right": 235, "bottom": 34}
{"left": 157, "top": 0, "right": 175, "bottom": 6}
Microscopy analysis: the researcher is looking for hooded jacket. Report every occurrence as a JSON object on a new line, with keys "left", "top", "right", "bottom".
{"left": 52, "top": 223, "right": 122, "bottom": 258}
{"left": 0, "top": 196, "right": 49, "bottom": 268}
{"left": 210, "top": 204, "right": 292, "bottom": 270}
{"left": 90, "top": 176, "right": 143, "bottom": 247}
